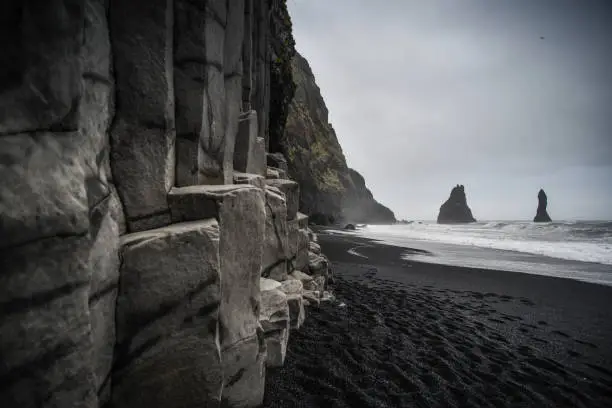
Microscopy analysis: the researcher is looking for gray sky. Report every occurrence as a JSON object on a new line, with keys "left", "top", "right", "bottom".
{"left": 287, "top": 0, "right": 612, "bottom": 221}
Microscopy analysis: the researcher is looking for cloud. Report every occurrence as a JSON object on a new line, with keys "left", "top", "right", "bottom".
{"left": 287, "top": 0, "right": 612, "bottom": 220}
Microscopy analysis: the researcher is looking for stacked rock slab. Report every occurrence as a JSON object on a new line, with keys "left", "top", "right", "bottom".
{"left": 111, "top": 220, "right": 224, "bottom": 407}
{"left": 167, "top": 184, "right": 267, "bottom": 407}
{"left": 259, "top": 278, "right": 290, "bottom": 367}
{"left": 0, "top": 2, "right": 331, "bottom": 408}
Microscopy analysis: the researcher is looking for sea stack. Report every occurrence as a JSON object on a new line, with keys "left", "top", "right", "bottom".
{"left": 437, "top": 185, "right": 477, "bottom": 224}
{"left": 533, "top": 189, "right": 552, "bottom": 222}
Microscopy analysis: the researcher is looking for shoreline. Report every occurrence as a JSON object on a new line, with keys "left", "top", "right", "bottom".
{"left": 317, "top": 226, "right": 612, "bottom": 287}
{"left": 263, "top": 231, "right": 612, "bottom": 408}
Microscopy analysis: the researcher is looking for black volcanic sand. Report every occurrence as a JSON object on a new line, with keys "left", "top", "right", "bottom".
{"left": 263, "top": 232, "right": 612, "bottom": 408}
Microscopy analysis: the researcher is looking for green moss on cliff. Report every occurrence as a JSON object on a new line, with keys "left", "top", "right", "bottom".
{"left": 320, "top": 169, "right": 344, "bottom": 192}
{"left": 268, "top": 0, "right": 296, "bottom": 153}
{"left": 280, "top": 52, "right": 396, "bottom": 224}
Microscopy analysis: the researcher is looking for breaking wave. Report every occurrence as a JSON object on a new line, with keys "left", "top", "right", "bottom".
{"left": 352, "top": 221, "right": 612, "bottom": 266}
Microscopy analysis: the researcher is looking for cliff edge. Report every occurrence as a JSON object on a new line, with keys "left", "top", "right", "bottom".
{"left": 279, "top": 52, "right": 396, "bottom": 225}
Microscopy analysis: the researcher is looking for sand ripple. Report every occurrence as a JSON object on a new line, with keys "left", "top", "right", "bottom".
{"left": 264, "top": 271, "right": 612, "bottom": 408}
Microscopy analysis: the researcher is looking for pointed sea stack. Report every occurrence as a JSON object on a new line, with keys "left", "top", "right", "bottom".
{"left": 437, "top": 185, "right": 477, "bottom": 224}
{"left": 533, "top": 189, "right": 552, "bottom": 222}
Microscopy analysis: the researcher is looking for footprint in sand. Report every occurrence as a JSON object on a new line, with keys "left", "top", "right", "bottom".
{"left": 551, "top": 330, "right": 571, "bottom": 338}
{"left": 530, "top": 336, "right": 548, "bottom": 345}
{"left": 585, "top": 363, "right": 612, "bottom": 379}
{"left": 576, "top": 339, "right": 598, "bottom": 349}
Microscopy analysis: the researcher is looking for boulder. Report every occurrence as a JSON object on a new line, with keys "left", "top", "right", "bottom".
{"left": 289, "top": 270, "right": 315, "bottom": 290}
{"left": 266, "top": 152, "right": 289, "bottom": 175}
{"left": 309, "top": 241, "right": 322, "bottom": 255}
{"left": 261, "top": 187, "right": 289, "bottom": 281}
{"left": 279, "top": 279, "right": 303, "bottom": 296}
{"left": 308, "top": 251, "right": 329, "bottom": 278}
{"left": 295, "top": 228, "right": 310, "bottom": 272}
{"left": 278, "top": 280, "right": 305, "bottom": 329}
{"left": 266, "top": 179, "right": 299, "bottom": 220}
{"left": 260, "top": 277, "right": 282, "bottom": 292}
{"left": 312, "top": 275, "right": 326, "bottom": 292}
{"left": 259, "top": 287, "right": 290, "bottom": 368}
{"left": 307, "top": 228, "right": 318, "bottom": 243}
{"left": 321, "top": 291, "right": 335, "bottom": 303}
{"left": 303, "top": 291, "right": 320, "bottom": 307}
{"left": 344, "top": 223, "right": 356, "bottom": 230}
{"left": 287, "top": 294, "right": 305, "bottom": 330}
{"left": 296, "top": 212, "right": 309, "bottom": 229}
{"left": 233, "top": 171, "right": 265, "bottom": 191}
{"left": 111, "top": 220, "right": 224, "bottom": 408}
{"left": 266, "top": 166, "right": 286, "bottom": 179}
{"left": 533, "top": 189, "right": 552, "bottom": 223}
{"left": 437, "top": 184, "right": 477, "bottom": 224}
{"left": 288, "top": 220, "right": 309, "bottom": 272}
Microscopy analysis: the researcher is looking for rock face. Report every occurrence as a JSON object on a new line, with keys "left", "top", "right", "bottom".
{"left": 0, "top": 1, "right": 333, "bottom": 408}
{"left": 437, "top": 185, "right": 477, "bottom": 224}
{"left": 279, "top": 52, "right": 396, "bottom": 225}
{"left": 534, "top": 189, "right": 552, "bottom": 222}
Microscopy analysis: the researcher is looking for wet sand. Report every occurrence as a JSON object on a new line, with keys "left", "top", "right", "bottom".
{"left": 263, "top": 232, "right": 612, "bottom": 408}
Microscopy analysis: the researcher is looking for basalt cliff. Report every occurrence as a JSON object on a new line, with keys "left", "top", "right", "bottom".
{"left": 533, "top": 189, "right": 552, "bottom": 222}
{"left": 437, "top": 184, "right": 477, "bottom": 224}
{"left": 275, "top": 52, "right": 396, "bottom": 225}
{"left": 0, "top": 1, "right": 332, "bottom": 407}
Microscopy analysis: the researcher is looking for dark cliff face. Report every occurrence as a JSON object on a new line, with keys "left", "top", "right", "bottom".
{"left": 268, "top": 0, "right": 296, "bottom": 154}
{"left": 534, "top": 189, "right": 552, "bottom": 222}
{"left": 437, "top": 185, "right": 477, "bottom": 224}
{"left": 280, "top": 52, "right": 395, "bottom": 225}
{"left": 342, "top": 168, "right": 396, "bottom": 224}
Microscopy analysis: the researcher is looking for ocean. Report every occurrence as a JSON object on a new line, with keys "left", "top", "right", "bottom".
{"left": 325, "top": 221, "right": 612, "bottom": 286}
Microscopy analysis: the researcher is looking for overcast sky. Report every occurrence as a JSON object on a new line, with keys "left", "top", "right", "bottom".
{"left": 287, "top": 0, "right": 612, "bottom": 221}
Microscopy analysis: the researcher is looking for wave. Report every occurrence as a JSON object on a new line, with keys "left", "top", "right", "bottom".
{"left": 352, "top": 221, "right": 612, "bottom": 266}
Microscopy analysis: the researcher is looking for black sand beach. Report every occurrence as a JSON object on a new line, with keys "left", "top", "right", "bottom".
{"left": 263, "top": 232, "right": 612, "bottom": 408}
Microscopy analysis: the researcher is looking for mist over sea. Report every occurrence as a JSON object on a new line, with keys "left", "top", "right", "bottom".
{"left": 327, "top": 221, "right": 612, "bottom": 286}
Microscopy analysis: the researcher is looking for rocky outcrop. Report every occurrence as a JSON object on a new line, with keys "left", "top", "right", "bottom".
{"left": 279, "top": 52, "right": 396, "bottom": 225}
{"left": 0, "top": 1, "right": 333, "bottom": 408}
{"left": 437, "top": 185, "right": 477, "bottom": 224}
{"left": 534, "top": 189, "right": 552, "bottom": 223}
{"left": 343, "top": 168, "right": 396, "bottom": 224}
